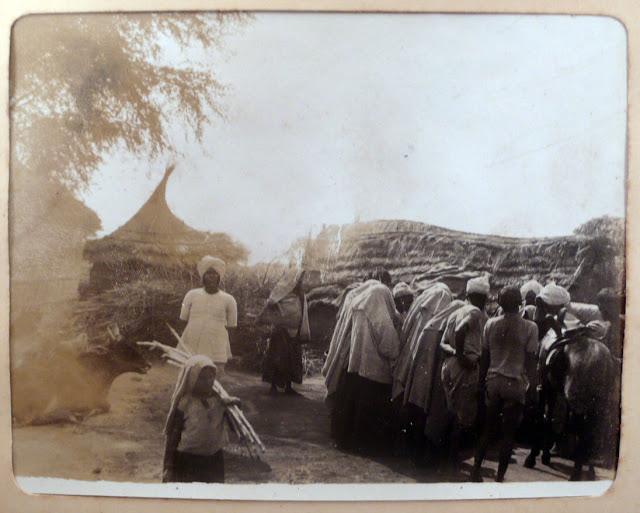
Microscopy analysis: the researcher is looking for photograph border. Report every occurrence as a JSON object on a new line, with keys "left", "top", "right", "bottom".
{"left": 1, "top": 1, "right": 637, "bottom": 511}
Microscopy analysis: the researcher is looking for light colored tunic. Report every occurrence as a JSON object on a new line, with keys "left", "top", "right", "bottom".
{"left": 440, "top": 303, "right": 488, "bottom": 427}
{"left": 347, "top": 283, "right": 401, "bottom": 385}
{"left": 176, "top": 395, "right": 229, "bottom": 455}
{"left": 180, "top": 288, "right": 238, "bottom": 363}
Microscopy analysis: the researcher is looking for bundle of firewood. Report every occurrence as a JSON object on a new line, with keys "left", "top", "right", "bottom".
{"left": 137, "top": 324, "right": 265, "bottom": 459}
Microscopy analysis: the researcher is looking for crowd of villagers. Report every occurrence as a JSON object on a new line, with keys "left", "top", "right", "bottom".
{"left": 322, "top": 269, "right": 623, "bottom": 483}
{"left": 160, "top": 254, "right": 622, "bottom": 484}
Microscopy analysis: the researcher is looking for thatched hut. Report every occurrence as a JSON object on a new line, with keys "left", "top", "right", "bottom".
{"left": 82, "top": 164, "right": 247, "bottom": 296}
{"left": 303, "top": 218, "right": 624, "bottom": 343}
{"left": 77, "top": 164, "right": 249, "bottom": 344}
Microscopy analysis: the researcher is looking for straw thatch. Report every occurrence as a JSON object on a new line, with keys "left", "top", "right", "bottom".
{"left": 77, "top": 164, "right": 252, "bottom": 345}
{"left": 304, "top": 217, "right": 624, "bottom": 314}
{"left": 82, "top": 164, "right": 248, "bottom": 296}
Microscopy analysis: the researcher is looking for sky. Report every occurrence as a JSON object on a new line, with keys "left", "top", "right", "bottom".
{"left": 81, "top": 13, "right": 628, "bottom": 264}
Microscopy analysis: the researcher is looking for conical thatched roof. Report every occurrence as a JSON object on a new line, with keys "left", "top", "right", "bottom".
{"left": 84, "top": 164, "right": 248, "bottom": 266}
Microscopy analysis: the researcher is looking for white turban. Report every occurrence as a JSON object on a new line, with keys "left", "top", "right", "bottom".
{"left": 393, "top": 282, "right": 414, "bottom": 299}
{"left": 520, "top": 280, "right": 543, "bottom": 298}
{"left": 466, "top": 276, "right": 490, "bottom": 296}
{"left": 197, "top": 255, "right": 226, "bottom": 279}
{"left": 539, "top": 283, "right": 571, "bottom": 306}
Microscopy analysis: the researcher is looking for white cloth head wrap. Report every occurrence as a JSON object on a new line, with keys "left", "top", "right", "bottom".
{"left": 164, "top": 355, "right": 216, "bottom": 435}
{"left": 538, "top": 283, "right": 571, "bottom": 306}
{"left": 466, "top": 276, "right": 490, "bottom": 296}
{"left": 520, "top": 279, "right": 543, "bottom": 298}
{"left": 393, "top": 282, "right": 414, "bottom": 299}
{"left": 197, "top": 255, "right": 226, "bottom": 279}
{"left": 268, "top": 268, "right": 305, "bottom": 306}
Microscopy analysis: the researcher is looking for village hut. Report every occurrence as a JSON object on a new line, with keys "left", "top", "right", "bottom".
{"left": 303, "top": 218, "right": 625, "bottom": 343}
{"left": 76, "top": 164, "right": 249, "bottom": 345}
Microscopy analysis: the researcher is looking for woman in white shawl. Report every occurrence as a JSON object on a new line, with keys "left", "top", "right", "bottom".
{"left": 260, "top": 269, "right": 311, "bottom": 394}
{"left": 163, "top": 355, "right": 240, "bottom": 483}
{"left": 338, "top": 280, "right": 401, "bottom": 453}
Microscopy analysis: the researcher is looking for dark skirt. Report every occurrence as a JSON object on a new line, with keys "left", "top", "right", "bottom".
{"left": 262, "top": 327, "right": 303, "bottom": 387}
{"left": 171, "top": 450, "right": 225, "bottom": 483}
{"left": 332, "top": 372, "right": 393, "bottom": 455}
{"left": 424, "top": 352, "right": 450, "bottom": 447}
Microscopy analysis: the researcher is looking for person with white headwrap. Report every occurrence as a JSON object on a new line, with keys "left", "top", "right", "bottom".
{"left": 163, "top": 355, "right": 240, "bottom": 483}
{"left": 532, "top": 282, "right": 571, "bottom": 341}
{"left": 523, "top": 282, "right": 573, "bottom": 471}
{"left": 260, "top": 268, "right": 311, "bottom": 394}
{"left": 438, "top": 275, "right": 490, "bottom": 476}
{"left": 179, "top": 256, "right": 238, "bottom": 374}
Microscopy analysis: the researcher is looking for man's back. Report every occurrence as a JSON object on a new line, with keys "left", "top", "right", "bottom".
{"left": 483, "top": 313, "right": 538, "bottom": 382}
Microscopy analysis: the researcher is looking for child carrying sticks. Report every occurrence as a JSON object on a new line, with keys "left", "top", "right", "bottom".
{"left": 163, "top": 355, "right": 241, "bottom": 483}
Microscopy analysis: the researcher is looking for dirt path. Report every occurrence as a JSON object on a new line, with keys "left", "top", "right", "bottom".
{"left": 12, "top": 364, "right": 614, "bottom": 484}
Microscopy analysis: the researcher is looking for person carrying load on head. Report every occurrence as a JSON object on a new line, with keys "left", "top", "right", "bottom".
{"left": 179, "top": 256, "right": 238, "bottom": 376}
{"left": 470, "top": 286, "right": 538, "bottom": 483}
{"left": 260, "top": 269, "right": 311, "bottom": 395}
{"left": 439, "top": 276, "right": 490, "bottom": 477}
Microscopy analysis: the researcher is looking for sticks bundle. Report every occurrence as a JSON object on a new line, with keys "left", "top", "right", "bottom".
{"left": 137, "top": 324, "right": 265, "bottom": 459}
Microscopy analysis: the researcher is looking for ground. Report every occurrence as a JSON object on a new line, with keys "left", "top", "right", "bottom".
{"left": 12, "top": 364, "right": 614, "bottom": 484}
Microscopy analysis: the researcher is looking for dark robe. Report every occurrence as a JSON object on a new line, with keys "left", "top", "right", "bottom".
{"left": 333, "top": 372, "right": 393, "bottom": 455}
{"left": 170, "top": 450, "right": 225, "bottom": 483}
{"left": 262, "top": 327, "right": 304, "bottom": 387}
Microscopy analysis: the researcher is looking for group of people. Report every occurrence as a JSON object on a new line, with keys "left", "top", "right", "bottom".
{"left": 159, "top": 254, "right": 622, "bottom": 484}
{"left": 322, "top": 268, "right": 623, "bottom": 482}
{"left": 162, "top": 257, "right": 312, "bottom": 483}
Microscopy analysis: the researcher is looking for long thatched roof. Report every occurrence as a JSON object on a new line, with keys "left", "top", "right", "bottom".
{"left": 304, "top": 219, "right": 624, "bottom": 303}
{"left": 83, "top": 164, "right": 248, "bottom": 266}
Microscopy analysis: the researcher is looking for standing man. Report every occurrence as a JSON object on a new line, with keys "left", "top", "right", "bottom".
{"left": 179, "top": 256, "right": 238, "bottom": 376}
{"left": 532, "top": 283, "right": 571, "bottom": 341}
{"left": 470, "top": 286, "right": 538, "bottom": 482}
{"left": 524, "top": 282, "right": 571, "bottom": 469}
{"left": 439, "top": 276, "right": 490, "bottom": 476}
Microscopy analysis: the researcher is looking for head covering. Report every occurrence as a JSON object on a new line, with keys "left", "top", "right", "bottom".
{"left": 520, "top": 279, "right": 543, "bottom": 299}
{"left": 164, "top": 355, "right": 216, "bottom": 435}
{"left": 466, "top": 276, "right": 490, "bottom": 296}
{"left": 267, "top": 268, "right": 305, "bottom": 306}
{"left": 393, "top": 282, "right": 414, "bottom": 299}
{"left": 197, "top": 256, "right": 226, "bottom": 279}
{"left": 538, "top": 283, "right": 571, "bottom": 306}
{"left": 262, "top": 268, "right": 310, "bottom": 341}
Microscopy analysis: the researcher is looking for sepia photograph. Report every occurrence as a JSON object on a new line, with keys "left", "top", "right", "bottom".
{"left": 8, "top": 11, "right": 626, "bottom": 499}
